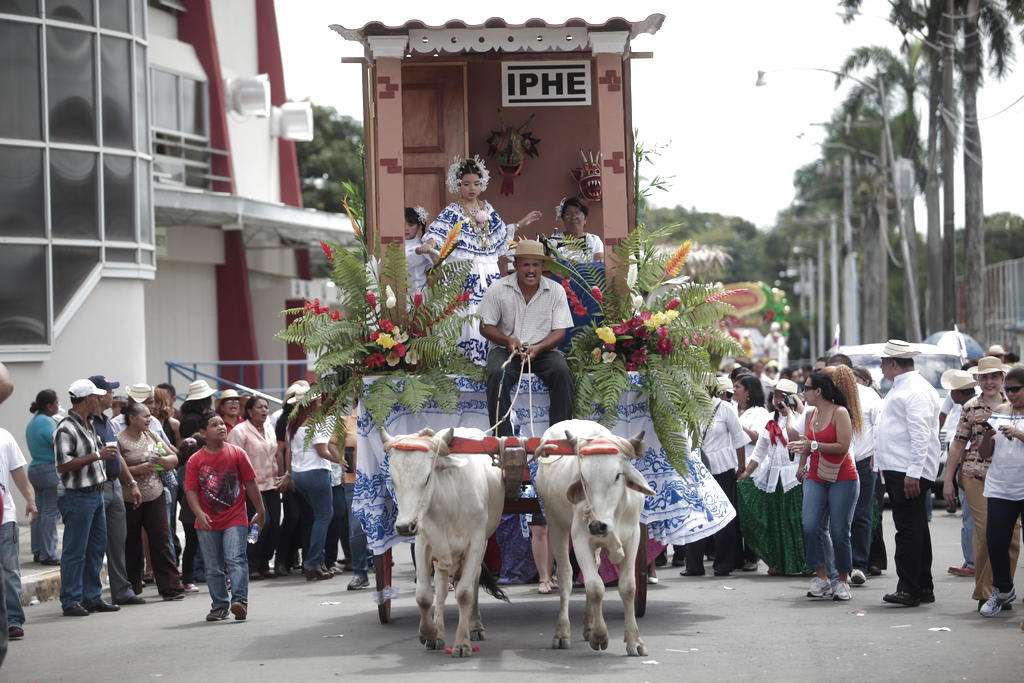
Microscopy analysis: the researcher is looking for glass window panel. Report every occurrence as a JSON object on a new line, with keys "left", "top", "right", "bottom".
{"left": 104, "top": 247, "right": 135, "bottom": 263}
{"left": 151, "top": 69, "right": 178, "bottom": 131}
{"left": 138, "top": 159, "right": 152, "bottom": 244}
{"left": 103, "top": 154, "right": 134, "bottom": 241}
{"left": 134, "top": 44, "right": 148, "bottom": 151}
{"left": 101, "top": 36, "right": 132, "bottom": 148}
{"left": 142, "top": 249, "right": 155, "bottom": 265}
{"left": 0, "top": 0, "right": 39, "bottom": 16}
{"left": 133, "top": 0, "right": 146, "bottom": 37}
{"left": 50, "top": 149, "right": 98, "bottom": 238}
{"left": 0, "top": 22, "right": 41, "bottom": 140}
{"left": 0, "top": 146, "right": 45, "bottom": 237}
{"left": 45, "top": 0, "right": 92, "bottom": 25}
{"left": 100, "top": 0, "right": 129, "bottom": 32}
{"left": 47, "top": 27, "right": 95, "bottom": 144}
{"left": 0, "top": 244, "right": 47, "bottom": 345}
{"left": 52, "top": 245, "right": 99, "bottom": 318}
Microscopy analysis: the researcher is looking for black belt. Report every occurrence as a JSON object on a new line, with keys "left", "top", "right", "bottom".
{"left": 68, "top": 484, "right": 103, "bottom": 493}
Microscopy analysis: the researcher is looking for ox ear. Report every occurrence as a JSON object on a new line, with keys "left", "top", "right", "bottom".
{"left": 434, "top": 454, "right": 468, "bottom": 471}
{"left": 629, "top": 431, "right": 645, "bottom": 459}
{"left": 566, "top": 478, "right": 586, "bottom": 504}
{"left": 379, "top": 427, "right": 395, "bottom": 449}
{"left": 623, "top": 463, "right": 655, "bottom": 497}
{"left": 417, "top": 427, "right": 434, "bottom": 437}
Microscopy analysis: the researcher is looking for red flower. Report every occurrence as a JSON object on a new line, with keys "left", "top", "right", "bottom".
{"left": 612, "top": 323, "right": 629, "bottom": 336}
{"left": 657, "top": 338, "right": 673, "bottom": 357}
{"left": 625, "top": 361, "right": 638, "bottom": 371}
{"left": 330, "top": 310, "right": 340, "bottom": 321}
{"left": 320, "top": 240, "right": 334, "bottom": 262}
{"left": 366, "top": 352, "right": 386, "bottom": 369}
{"left": 560, "top": 277, "right": 571, "bottom": 291}
{"left": 378, "top": 319, "right": 395, "bottom": 333}
{"left": 657, "top": 326, "right": 668, "bottom": 339}
{"left": 457, "top": 291, "right": 471, "bottom": 303}
{"left": 666, "top": 297, "right": 681, "bottom": 311}
{"left": 591, "top": 286, "right": 604, "bottom": 303}
{"left": 366, "top": 291, "right": 377, "bottom": 308}
{"left": 413, "top": 292, "right": 424, "bottom": 308}
{"left": 394, "top": 343, "right": 407, "bottom": 358}
{"left": 369, "top": 331, "right": 380, "bottom": 341}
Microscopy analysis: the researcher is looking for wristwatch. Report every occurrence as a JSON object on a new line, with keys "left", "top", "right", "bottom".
{"left": 128, "top": 480, "right": 138, "bottom": 488}
{"left": 810, "top": 440, "right": 820, "bottom": 452}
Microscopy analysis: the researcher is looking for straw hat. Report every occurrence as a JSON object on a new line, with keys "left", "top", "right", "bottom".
{"left": 512, "top": 239, "right": 552, "bottom": 261}
{"left": 941, "top": 369, "right": 978, "bottom": 391}
{"left": 765, "top": 360, "right": 779, "bottom": 370}
{"left": 285, "top": 383, "right": 317, "bottom": 405}
{"left": 715, "top": 376, "right": 734, "bottom": 394}
{"left": 880, "top": 339, "right": 920, "bottom": 358}
{"left": 774, "top": 378, "right": 799, "bottom": 395}
{"left": 987, "top": 344, "right": 1007, "bottom": 357}
{"left": 217, "top": 389, "right": 241, "bottom": 404}
{"left": 126, "top": 383, "right": 153, "bottom": 403}
{"left": 283, "top": 380, "right": 310, "bottom": 403}
{"left": 184, "top": 380, "right": 216, "bottom": 402}
{"left": 970, "top": 356, "right": 1008, "bottom": 376}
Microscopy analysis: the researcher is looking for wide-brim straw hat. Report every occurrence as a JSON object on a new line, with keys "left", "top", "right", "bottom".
{"left": 774, "top": 379, "right": 799, "bottom": 395}
{"left": 217, "top": 389, "right": 241, "bottom": 405}
{"left": 715, "top": 376, "right": 734, "bottom": 394}
{"left": 881, "top": 339, "right": 920, "bottom": 358}
{"left": 283, "top": 380, "right": 310, "bottom": 403}
{"left": 970, "top": 355, "right": 1008, "bottom": 376}
{"left": 512, "top": 239, "right": 552, "bottom": 261}
{"left": 184, "top": 380, "right": 216, "bottom": 402}
{"left": 126, "top": 383, "right": 153, "bottom": 403}
{"left": 941, "top": 369, "right": 979, "bottom": 391}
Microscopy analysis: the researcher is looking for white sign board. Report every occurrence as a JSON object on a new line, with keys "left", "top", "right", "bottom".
{"left": 502, "top": 61, "right": 591, "bottom": 107}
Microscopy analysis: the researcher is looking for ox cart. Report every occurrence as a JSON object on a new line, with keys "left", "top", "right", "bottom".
{"left": 353, "top": 373, "right": 736, "bottom": 625}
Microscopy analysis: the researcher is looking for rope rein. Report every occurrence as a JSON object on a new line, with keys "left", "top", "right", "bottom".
{"left": 485, "top": 350, "right": 536, "bottom": 438}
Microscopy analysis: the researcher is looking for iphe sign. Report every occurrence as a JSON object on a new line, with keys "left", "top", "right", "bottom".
{"left": 501, "top": 61, "right": 591, "bottom": 107}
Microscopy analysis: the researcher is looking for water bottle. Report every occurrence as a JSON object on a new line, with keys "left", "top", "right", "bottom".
{"left": 247, "top": 523, "right": 260, "bottom": 544}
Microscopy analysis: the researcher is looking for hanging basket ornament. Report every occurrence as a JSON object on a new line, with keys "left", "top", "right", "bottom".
{"left": 485, "top": 115, "right": 540, "bottom": 196}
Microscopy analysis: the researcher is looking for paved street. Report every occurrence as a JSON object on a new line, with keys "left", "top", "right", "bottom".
{"left": 4, "top": 512, "right": 1022, "bottom": 681}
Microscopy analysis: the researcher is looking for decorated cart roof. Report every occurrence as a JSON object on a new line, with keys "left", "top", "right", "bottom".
{"left": 330, "top": 14, "right": 664, "bottom": 54}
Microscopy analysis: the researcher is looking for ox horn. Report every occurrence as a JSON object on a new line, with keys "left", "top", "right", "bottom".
{"left": 563, "top": 429, "right": 578, "bottom": 453}
{"left": 379, "top": 427, "right": 395, "bottom": 448}
{"left": 629, "top": 431, "right": 646, "bottom": 459}
{"left": 433, "top": 427, "right": 456, "bottom": 457}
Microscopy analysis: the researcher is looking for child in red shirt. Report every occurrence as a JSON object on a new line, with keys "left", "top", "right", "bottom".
{"left": 184, "top": 413, "right": 265, "bottom": 622}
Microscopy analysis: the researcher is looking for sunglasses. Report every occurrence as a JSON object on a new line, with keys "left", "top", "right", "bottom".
{"left": 803, "top": 384, "right": 818, "bottom": 392}
{"left": 1005, "top": 385, "right": 1024, "bottom": 393}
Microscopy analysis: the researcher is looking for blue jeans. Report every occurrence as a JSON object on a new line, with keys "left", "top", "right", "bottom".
{"left": 1, "top": 522, "right": 25, "bottom": 627}
{"left": 343, "top": 482, "right": 370, "bottom": 576}
{"left": 57, "top": 488, "right": 107, "bottom": 609}
{"left": 850, "top": 458, "right": 876, "bottom": 571}
{"left": 960, "top": 487, "right": 974, "bottom": 567}
{"left": 802, "top": 478, "right": 859, "bottom": 576}
{"left": 293, "top": 468, "right": 333, "bottom": 571}
{"left": 197, "top": 525, "right": 248, "bottom": 608}
{"left": 28, "top": 463, "right": 60, "bottom": 562}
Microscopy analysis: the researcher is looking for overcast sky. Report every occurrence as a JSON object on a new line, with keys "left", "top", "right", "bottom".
{"left": 278, "top": 1, "right": 1023, "bottom": 229}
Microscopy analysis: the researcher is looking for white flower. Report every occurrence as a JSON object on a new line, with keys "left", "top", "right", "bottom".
{"left": 631, "top": 293, "right": 643, "bottom": 312}
{"left": 405, "top": 347, "right": 419, "bottom": 366}
{"left": 626, "top": 262, "right": 638, "bottom": 289}
{"left": 601, "top": 351, "right": 617, "bottom": 364}
{"left": 384, "top": 285, "right": 397, "bottom": 309}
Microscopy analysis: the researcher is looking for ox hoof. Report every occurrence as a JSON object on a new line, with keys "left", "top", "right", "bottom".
{"left": 626, "top": 642, "right": 647, "bottom": 657}
{"left": 450, "top": 642, "right": 473, "bottom": 658}
{"left": 424, "top": 638, "right": 445, "bottom": 651}
{"left": 582, "top": 627, "right": 591, "bottom": 642}
{"left": 588, "top": 633, "right": 609, "bottom": 651}
{"left": 469, "top": 629, "right": 486, "bottom": 642}
{"left": 551, "top": 637, "right": 571, "bottom": 650}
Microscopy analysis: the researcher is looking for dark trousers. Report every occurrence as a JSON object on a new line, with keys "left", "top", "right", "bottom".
{"left": 883, "top": 470, "right": 933, "bottom": 596}
{"left": 278, "top": 490, "right": 310, "bottom": 569}
{"left": 324, "top": 484, "right": 349, "bottom": 567}
{"left": 181, "top": 525, "right": 200, "bottom": 583}
{"left": 246, "top": 490, "right": 281, "bottom": 573}
{"left": 851, "top": 458, "right": 876, "bottom": 571}
{"left": 869, "top": 472, "right": 887, "bottom": 570}
{"left": 685, "top": 469, "right": 739, "bottom": 574}
{"left": 125, "top": 496, "right": 182, "bottom": 597}
{"left": 486, "top": 347, "right": 574, "bottom": 437}
{"left": 986, "top": 497, "right": 1024, "bottom": 593}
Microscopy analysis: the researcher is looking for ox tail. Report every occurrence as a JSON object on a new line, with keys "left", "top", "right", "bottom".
{"left": 479, "top": 563, "right": 511, "bottom": 603}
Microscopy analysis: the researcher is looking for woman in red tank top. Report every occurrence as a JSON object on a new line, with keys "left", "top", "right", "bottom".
{"left": 788, "top": 369, "right": 862, "bottom": 602}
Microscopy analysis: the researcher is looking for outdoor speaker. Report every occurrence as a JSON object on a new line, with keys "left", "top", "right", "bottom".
{"left": 274, "top": 101, "right": 314, "bottom": 142}
{"left": 227, "top": 75, "right": 271, "bottom": 117}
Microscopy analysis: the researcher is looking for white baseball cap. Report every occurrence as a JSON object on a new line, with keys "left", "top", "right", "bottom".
{"left": 69, "top": 379, "right": 106, "bottom": 399}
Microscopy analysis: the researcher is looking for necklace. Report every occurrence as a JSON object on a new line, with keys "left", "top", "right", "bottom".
{"left": 458, "top": 200, "right": 492, "bottom": 249}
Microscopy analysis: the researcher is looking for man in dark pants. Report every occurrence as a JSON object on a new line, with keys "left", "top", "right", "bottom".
{"left": 874, "top": 340, "right": 941, "bottom": 607}
{"left": 479, "top": 240, "right": 575, "bottom": 437}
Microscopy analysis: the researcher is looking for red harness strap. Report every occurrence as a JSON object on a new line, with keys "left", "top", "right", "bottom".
{"left": 445, "top": 436, "right": 611, "bottom": 456}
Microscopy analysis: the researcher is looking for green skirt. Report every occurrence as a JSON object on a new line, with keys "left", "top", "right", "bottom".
{"left": 737, "top": 478, "right": 806, "bottom": 576}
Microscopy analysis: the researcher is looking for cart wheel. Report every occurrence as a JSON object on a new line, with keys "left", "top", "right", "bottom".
{"left": 634, "top": 523, "right": 648, "bottom": 618}
{"left": 375, "top": 549, "right": 393, "bottom": 624}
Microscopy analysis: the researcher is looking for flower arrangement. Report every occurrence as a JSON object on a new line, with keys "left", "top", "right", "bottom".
{"left": 561, "top": 226, "right": 742, "bottom": 475}
{"left": 278, "top": 186, "right": 480, "bottom": 434}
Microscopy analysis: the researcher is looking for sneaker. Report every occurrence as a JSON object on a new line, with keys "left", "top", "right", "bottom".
{"left": 347, "top": 574, "right": 369, "bottom": 591}
{"left": 849, "top": 569, "right": 867, "bottom": 586}
{"left": 206, "top": 607, "right": 229, "bottom": 622}
{"left": 183, "top": 583, "right": 200, "bottom": 593}
{"left": 980, "top": 588, "right": 1017, "bottom": 617}
{"left": 8, "top": 625, "right": 24, "bottom": 639}
{"left": 833, "top": 581, "right": 852, "bottom": 601}
{"left": 806, "top": 576, "right": 834, "bottom": 600}
{"left": 230, "top": 601, "right": 247, "bottom": 621}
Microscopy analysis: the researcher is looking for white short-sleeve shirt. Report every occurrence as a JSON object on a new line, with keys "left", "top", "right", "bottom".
{"left": 478, "top": 273, "right": 574, "bottom": 347}
{"left": 0, "top": 428, "right": 28, "bottom": 525}
{"left": 290, "top": 422, "right": 333, "bottom": 473}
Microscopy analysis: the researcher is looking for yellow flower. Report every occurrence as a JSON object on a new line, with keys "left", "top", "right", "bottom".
{"left": 645, "top": 312, "right": 667, "bottom": 329}
{"left": 596, "top": 326, "right": 617, "bottom": 345}
{"left": 377, "top": 333, "right": 396, "bottom": 350}
{"left": 662, "top": 310, "right": 679, "bottom": 322}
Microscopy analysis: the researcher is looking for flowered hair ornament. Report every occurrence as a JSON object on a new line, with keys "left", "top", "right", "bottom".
{"left": 413, "top": 206, "right": 429, "bottom": 226}
{"left": 446, "top": 155, "right": 491, "bottom": 194}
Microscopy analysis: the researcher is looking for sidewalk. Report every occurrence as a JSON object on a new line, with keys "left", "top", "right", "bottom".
{"left": 14, "top": 521, "right": 108, "bottom": 607}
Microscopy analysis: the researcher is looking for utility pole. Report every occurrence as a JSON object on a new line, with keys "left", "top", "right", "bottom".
{"left": 817, "top": 239, "right": 826, "bottom": 358}
{"left": 842, "top": 140, "right": 860, "bottom": 344}
{"left": 942, "top": 0, "right": 956, "bottom": 327}
{"left": 830, "top": 215, "right": 840, "bottom": 347}
{"left": 806, "top": 258, "right": 817, "bottom": 360}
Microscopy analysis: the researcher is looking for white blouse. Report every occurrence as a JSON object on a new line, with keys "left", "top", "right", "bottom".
{"left": 984, "top": 413, "right": 1024, "bottom": 501}
{"left": 738, "top": 406, "right": 772, "bottom": 461}
{"left": 289, "top": 423, "right": 332, "bottom": 473}
{"left": 698, "top": 398, "right": 748, "bottom": 475}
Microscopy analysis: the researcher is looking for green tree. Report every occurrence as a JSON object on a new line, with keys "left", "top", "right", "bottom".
{"left": 295, "top": 105, "right": 364, "bottom": 213}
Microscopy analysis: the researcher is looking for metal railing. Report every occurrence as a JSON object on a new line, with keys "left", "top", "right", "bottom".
{"left": 152, "top": 129, "right": 230, "bottom": 191}
{"left": 165, "top": 360, "right": 310, "bottom": 405}
{"left": 983, "top": 257, "right": 1024, "bottom": 354}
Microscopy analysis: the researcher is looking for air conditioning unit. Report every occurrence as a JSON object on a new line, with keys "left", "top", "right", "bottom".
{"left": 226, "top": 75, "right": 270, "bottom": 117}
{"left": 273, "top": 101, "right": 314, "bottom": 142}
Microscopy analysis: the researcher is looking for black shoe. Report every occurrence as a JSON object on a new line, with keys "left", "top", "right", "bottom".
{"left": 347, "top": 575, "right": 370, "bottom": 591}
{"left": 919, "top": 590, "right": 935, "bottom": 604}
{"left": 161, "top": 593, "right": 185, "bottom": 601}
{"left": 741, "top": 561, "right": 758, "bottom": 572}
{"left": 304, "top": 568, "right": 334, "bottom": 581}
{"left": 713, "top": 571, "right": 732, "bottom": 577}
{"left": 680, "top": 570, "right": 706, "bottom": 577}
{"left": 40, "top": 559, "right": 61, "bottom": 566}
{"left": 115, "top": 595, "right": 146, "bottom": 606}
{"left": 62, "top": 603, "right": 90, "bottom": 617}
{"left": 274, "top": 563, "right": 290, "bottom": 577}
{"left": 33, "top": 553, "right": 40, "bottom": 563}
{"left": 868, "top": 566, "right": 882, "bottom": 576}
{"left": 883, "top": 591, "right": 920, "bottom": 607}
{"left": 84, "top": 600, "right": 120, "bottom": 613}
{"left": 8, "top": 625, "right": 24, "bottom": 639}
{"left": 671, "top": 559, "right": 687, "bottom": 567}
{"left": 230, "top": 601, "right": 247, "bottom": 621}
{"left": 206, "top": 607, "right": 229, "bottom": 621}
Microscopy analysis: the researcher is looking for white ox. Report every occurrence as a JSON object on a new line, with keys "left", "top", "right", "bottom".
{"left": 534, "top": 419, "right": 655, "bottom": 656}
{"left": 380, "top": 426, "right": 505, "bottom": 658}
